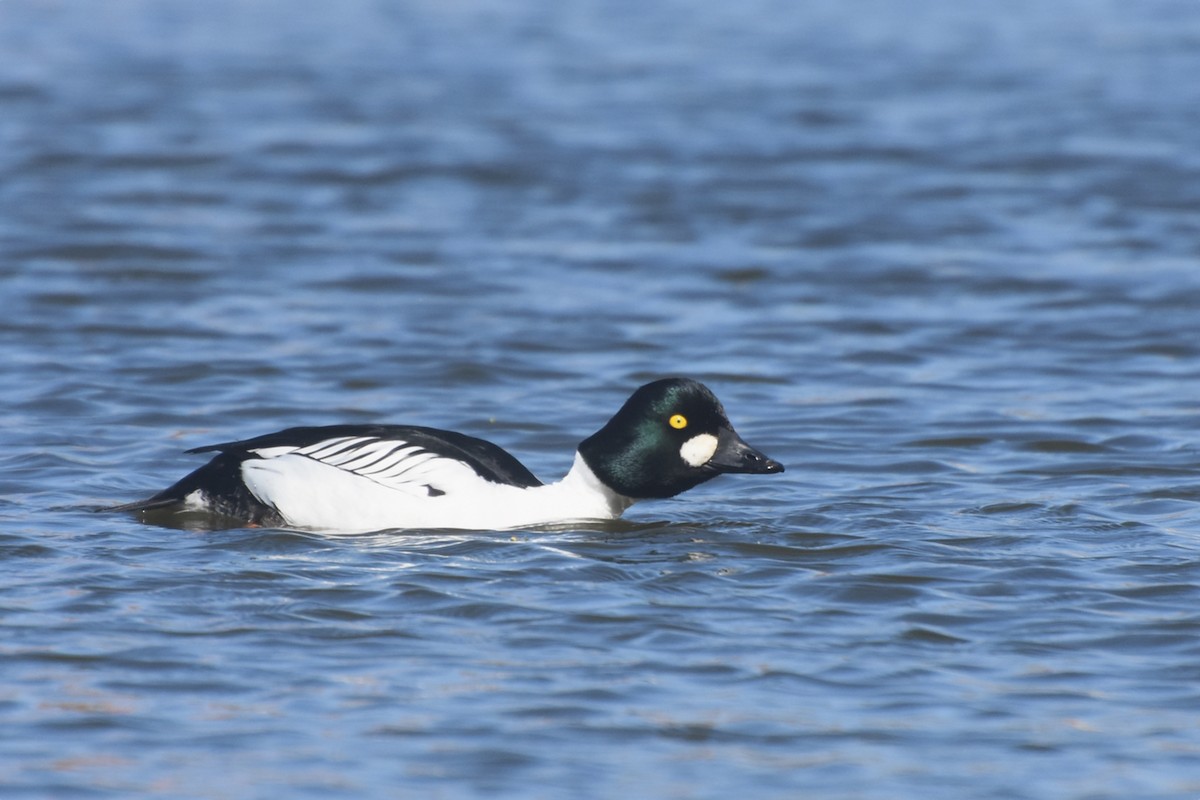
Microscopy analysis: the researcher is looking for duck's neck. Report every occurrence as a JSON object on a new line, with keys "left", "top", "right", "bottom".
{"left": 548, "top": 451, "right": 636, "bottom": 520}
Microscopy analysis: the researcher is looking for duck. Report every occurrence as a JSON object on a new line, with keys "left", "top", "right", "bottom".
{"left": 110, "top": 377, "right": 784, "bottom": 533}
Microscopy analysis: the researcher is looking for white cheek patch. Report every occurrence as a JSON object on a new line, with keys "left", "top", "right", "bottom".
{"left": 680, "top": 433, "right": 719, "bottom": 468}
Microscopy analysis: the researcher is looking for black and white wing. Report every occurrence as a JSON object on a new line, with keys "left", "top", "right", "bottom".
{"left": 111, "top": 424, "right": 544, "bottom": 530}
{"left": 198, "top": 424, "right": 544, "bottom": 498}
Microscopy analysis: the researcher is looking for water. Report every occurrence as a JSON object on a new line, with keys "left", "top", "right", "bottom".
{"left": 3, "top": 0, "right": 1200, "bottom": 797}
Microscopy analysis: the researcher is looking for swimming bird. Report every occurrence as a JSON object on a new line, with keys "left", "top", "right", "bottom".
{"left": 111, "top": 378, "right": 784, "bottom": 532}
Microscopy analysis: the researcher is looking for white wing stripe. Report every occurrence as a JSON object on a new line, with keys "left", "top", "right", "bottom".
{"left": 317, "top": 439, "right": 384, "bottom": 466}
{"left": 297, "top": 436, "right": 363, "bottom": 459}
{"left": 334, "top": 441, "right": 409, "bottom": 471}
{"left": 248, "top": 434, "right": 481, "bottom": 496}
{"left": 355, "top": 446, "right": 424, "bottom": 476}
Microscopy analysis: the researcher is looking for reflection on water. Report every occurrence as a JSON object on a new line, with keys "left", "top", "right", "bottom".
{"left": 2, "top": 0, "right": 1199, "bottom": 798}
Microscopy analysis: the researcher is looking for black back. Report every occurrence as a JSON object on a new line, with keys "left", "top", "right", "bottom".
{"left": 190, "top": 424, "right": 544, "bottom": 488}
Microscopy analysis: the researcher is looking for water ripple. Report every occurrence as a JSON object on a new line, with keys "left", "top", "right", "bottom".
{"left": 3, "top": 1, "right": 1200, "bottom": 798}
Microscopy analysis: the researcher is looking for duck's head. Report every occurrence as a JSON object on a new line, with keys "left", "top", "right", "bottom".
{"left": 578, "top": 378, "right": 784, "bottom": 499}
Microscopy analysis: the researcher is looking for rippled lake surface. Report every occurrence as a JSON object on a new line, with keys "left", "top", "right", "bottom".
{"left": 3, "top": 1, "right": 1200, "bottom": 797}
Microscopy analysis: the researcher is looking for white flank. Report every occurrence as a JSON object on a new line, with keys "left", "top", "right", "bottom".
{"left": 240, "top": 450, "right": 635, "bottom": 533}
{"left": 679, "top": 433, "right": 718, "bottom": 468}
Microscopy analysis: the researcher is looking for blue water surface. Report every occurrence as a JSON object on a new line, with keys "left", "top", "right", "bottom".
{"left": 2, "top": 1, "right": 1199, "bottom": 798}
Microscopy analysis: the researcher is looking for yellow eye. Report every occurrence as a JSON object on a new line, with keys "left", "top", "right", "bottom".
{"left": 669, "top": 414, "right": 688, "bottom": 430}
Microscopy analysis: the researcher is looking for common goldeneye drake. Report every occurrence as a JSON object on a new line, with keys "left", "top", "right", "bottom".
{"left": 112, "top": 378, "right": 784, "bottom": 533}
